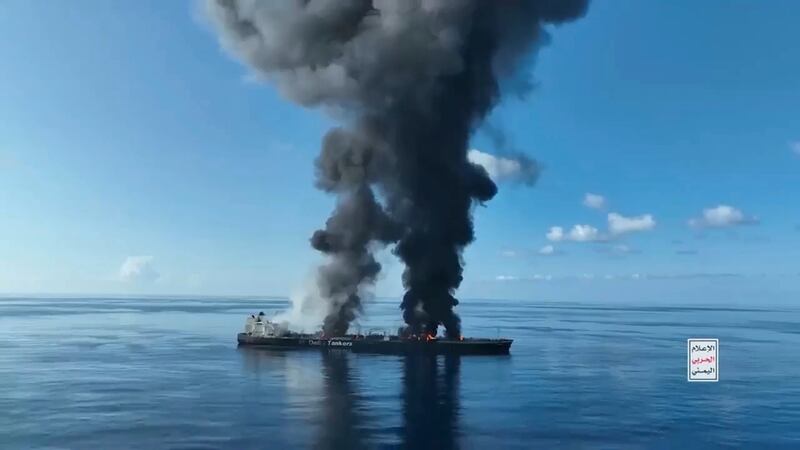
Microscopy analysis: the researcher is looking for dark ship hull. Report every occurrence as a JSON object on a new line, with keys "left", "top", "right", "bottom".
{"left": 237, "top": 333, "right": 355, "bottom": 349}
{"left": 237, "top": 333, "right": 511, "bottom": 355}
{"left": 352, "top": 338, "right": 511, "bottom": 355}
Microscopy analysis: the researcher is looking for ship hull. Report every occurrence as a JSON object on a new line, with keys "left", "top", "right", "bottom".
{"left": 237, "top": 333, "right": 511, "bottom": 355}
{"left": 352, "top": 338, "right": 511, "bottom": 355}
{"left": 237, "top": 333, "right": 354, "bottom": 349}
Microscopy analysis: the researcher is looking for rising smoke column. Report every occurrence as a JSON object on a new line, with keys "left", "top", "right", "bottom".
{"left": 206, "top": 0, "right": 588, "bottom": 337}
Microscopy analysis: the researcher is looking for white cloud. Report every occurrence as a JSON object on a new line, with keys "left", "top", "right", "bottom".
{"left": 568, "top": 224, "right": 600, "bottom": 242}
{"left": 688, "top": 205, "right": 758, "bottom": 228}
{"left": 467, "top": 149, "right": 538, "bottom": 185}
{"left": 546, "top": 224, "right": 601, "bottom": 242}
{"left": 546, "top": 226, "right": 564, "bottom": 242}
{"left": 119, "top": 256, "right": 159, "bottom": 284}
{"left": 583, "top": 193, "right": 606, "bottom": 210}
{"left": 500, "top": 250, "right": 518, "bottom": 257}
{"left": 495, "top": 275, "right": 519, "bottom": 282}
{"left": 539, "top": 245, "right": 555, "bottom": 255}
{"left": 608, "top": 212, "right": 656, "bottom": 235}
{"left": 790, "top": 141, "right": 800, "bottom": 156}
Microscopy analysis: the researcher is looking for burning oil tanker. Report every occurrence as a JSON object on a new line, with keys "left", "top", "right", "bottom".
{"left": 207, "top": 0, "right": 588, "bottom": 349}
{"left": 238, "top": 313, "right": 512, "bottom": 355}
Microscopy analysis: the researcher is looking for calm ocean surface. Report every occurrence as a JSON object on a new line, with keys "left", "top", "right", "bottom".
{"left": 1, "top": 296, "right": 799, "bottom": 449}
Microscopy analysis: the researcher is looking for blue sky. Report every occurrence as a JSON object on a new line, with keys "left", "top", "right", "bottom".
{"left": 1, "top": 1, "right": 798, "bottom": 302}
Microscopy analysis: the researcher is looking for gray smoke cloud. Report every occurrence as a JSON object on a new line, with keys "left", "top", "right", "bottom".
{"left": 206, "top": 0, "right": 588, "bottom": 337}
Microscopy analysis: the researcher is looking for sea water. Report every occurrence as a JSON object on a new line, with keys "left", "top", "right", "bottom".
{"left": 1, "top": 297, "right": 798, "bottom": 449}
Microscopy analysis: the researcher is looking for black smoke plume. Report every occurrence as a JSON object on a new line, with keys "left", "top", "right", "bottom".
{"left": 206, "top": 0, "right": 588, "bottom": 337}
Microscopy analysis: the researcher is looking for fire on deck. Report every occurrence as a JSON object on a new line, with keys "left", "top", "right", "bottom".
{"left": 238, "top": 314, "right": 512, "bottom": 355}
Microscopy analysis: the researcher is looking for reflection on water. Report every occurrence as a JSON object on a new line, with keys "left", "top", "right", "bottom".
{"left": 239, "top": 348, "right": 463, "bottom": 449}
{"left": 400, "top": 354, "right": 461, "bottom": 450}
{"left": 240, "top": 347, "right": 288, "bottom": 373}
{"left": 316, "top": 351, "right": 366, "bottom": 450}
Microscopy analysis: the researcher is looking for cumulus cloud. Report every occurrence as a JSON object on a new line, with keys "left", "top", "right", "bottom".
{"left": 608, "top": 213, "right": 656, "bottom": 235}
{"left": 583, "top": 193, "right": 606, "bottom": 210}
{"left": 568, "top": 224, "right": 601, "bottom": 242}
{"left": 467, "top": 149, "right": 539, "bottom": 185}
{"left": 545, "top": 225, "right": 600, "bottom": 242}
{"left": 688, "top": 205, "right": 758, "bottom": 228}
{"left": 539, "top": 244, "right": 555, "bottom": 255}
{"left": 119, "top": 256, "right": 159, "bottom": 284}
{"left": 546, "top": 211, "right": 654, "bottom": 245}
{"left": 546, "top": 226, "right": 564, "bottom": 242}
